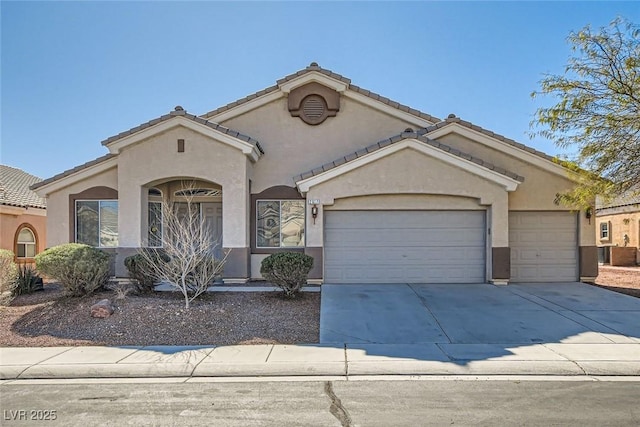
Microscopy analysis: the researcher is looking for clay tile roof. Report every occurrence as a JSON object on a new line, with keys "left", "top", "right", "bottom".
{"left": 101, "top": 107, "right": 264, "bottom": 154}
{"left": 596, "top": 192, "right": 640, "bottom": 210}
{"left": 202, "top": 63, "right": 440, "bottom": 123}
{"left": 1, "top": 165, "right": 47, "bottom": 209}
{"left": 419, "top": 116, "right": 557, "bottom": 163}
{"left": 30, "top": 154, "right": 117, "bottom": 191}
{"left": 293, "top": 131, "right": 524, "bottom": 183}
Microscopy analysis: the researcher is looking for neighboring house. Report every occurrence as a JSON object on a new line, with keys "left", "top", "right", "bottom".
{"left": 0, "top": 165, "right": 47, "bottom": 263}
{"left": 31, "top": 63, "right": 597, "bottom": 284}
{"left": 596, "top": 193, "right": 640, "bottom": 266}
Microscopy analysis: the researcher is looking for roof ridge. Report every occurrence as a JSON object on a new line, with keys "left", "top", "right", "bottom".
{"left": 201, "top": 63, "right": 440, "bottom": 123}
{"left": 419, "top": 115, "right": 557, "bottom": 164}
{"left": 101, "top": 107, "right": 264, "bottom": 153}
{"left": 293, "top": 130, "right": 524, "bottom": 183}
{"left": 30, "top": 153, "right": 117, "bottom": 191}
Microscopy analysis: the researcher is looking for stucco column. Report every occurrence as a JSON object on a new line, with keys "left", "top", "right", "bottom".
{"left": 578, "top": 207, "right": 598, "bottom": 281}
{"left": 305, "top": 196, "right": 324, "bottom": 282}
{"left": 488, "top": 195, "right": 510, "bottom": 284}
{"left": 222, "top": 174, "right": 251, "bottom": 282}
{"left": 114, "top": 183, "right": 144, "bottom": 276}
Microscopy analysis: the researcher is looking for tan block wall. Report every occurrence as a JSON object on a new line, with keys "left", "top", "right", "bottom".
{"left": 610, "top": 247, "right": 638, "bottom": 266}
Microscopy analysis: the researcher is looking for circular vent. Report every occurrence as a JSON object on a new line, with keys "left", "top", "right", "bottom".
{"left": 301, "top": 95, "right": 328, "bottom": 125}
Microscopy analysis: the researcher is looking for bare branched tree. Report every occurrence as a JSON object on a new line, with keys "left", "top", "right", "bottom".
{"left": 138, "top": 182, "right": 227, "bottom": 309}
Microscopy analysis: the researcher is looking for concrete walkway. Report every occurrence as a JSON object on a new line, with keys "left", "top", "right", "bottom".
{"left": 2, "top": 341, "right": 640, "bottom": 380}
{"left": 2, "top": 282, "right": 640, "bottom": 380}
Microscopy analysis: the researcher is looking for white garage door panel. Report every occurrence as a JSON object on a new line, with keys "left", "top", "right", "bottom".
{"left": 509, "top": 211, "right": 578, "bottom": 282}
{"left": 324, "top": 210, "right": 486, "bottom": 284}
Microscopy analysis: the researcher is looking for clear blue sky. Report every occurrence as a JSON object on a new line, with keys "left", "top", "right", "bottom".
{"left": 2, "top": 1, "right": 638, "bottom": 179}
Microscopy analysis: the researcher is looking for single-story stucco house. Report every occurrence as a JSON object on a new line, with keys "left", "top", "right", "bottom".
{"left": 596, "top": 193, "right": 640, "bottom": 266}
{"left": 1, "top": 165, "right": 47, "bottom": 263}
{"left": 31, "top": 63, "right": 597, "bottom": 284}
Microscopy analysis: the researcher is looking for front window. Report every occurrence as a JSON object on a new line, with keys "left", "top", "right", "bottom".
{"left": 600, "top": 222, "right": 610, "bottom": 240}
{"left": 148, "top": 201, "right": 163, "bottom": 247}
{"left": 257, "top": 200, "right": 305, "bottom": 248}
{"left": 16, "top": 227, "right": 36, "bottom": 258}
{"left": 76, "top": 200, "right": 119, "bottom": 247}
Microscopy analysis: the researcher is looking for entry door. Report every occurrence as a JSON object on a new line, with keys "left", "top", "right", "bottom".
{"left": 202, "top": 202, "right": 223, "bottom": 259}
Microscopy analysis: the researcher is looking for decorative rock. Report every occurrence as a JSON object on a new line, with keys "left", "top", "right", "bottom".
{"left": 91, "top": 299, "right": 114, "bottom": 318}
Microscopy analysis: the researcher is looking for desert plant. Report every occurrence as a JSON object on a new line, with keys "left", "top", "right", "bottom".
{"left": 14, "top": 263, "right": 44, "bottom": 295}
{"left": 124, "top": 251, "right": 168, "bottom": 293}
{"left": 136, "top": 184, "right": 227, "bottom": 308}
{"left": 107, "top": 280, "right": 135, "bottom": 300}
{"left": 0, "top": 249, "right": 18, "bottom": 305}
{"left": 35, "top": 243, "right": 111, "bottom": 297}
{"left": 260, "top": 252, "right": 313, "bottom": 298}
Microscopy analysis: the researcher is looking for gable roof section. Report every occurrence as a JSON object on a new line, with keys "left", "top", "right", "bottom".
{"left": 30, "top": 154, "right": 117, "bottom": 194}
{"left": 295, "top": 131, "right": 523, "bottom": 193}
{"left": 596, "top": 192, "right": 640, "bottom": 211}
{"left": 1, "top": 165, "right": 47, "bottom": 209}
{"left": 201, "top": 63, "right": 440, "bottom": 126}
{"left": 101, "top": 107, "right": 264, "bottom": 158}
{"left": 420, "top": 115, "right": 572, "bottom": 178}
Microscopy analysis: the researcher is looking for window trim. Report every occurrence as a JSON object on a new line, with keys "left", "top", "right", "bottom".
{"left": 75, "top": 199, "right": 119, "bottom": 248}
{"left": 256, "top": 199, "right": 306, "bottom": 249}
{"left": 599, "top": 221, "right": 610, "bottom": 240}
{"left": 15, "top": 224, "right": 38, "bottom": 259}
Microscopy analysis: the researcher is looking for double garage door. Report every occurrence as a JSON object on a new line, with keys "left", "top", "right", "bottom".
{"left": 324, "top": 210, "right": 578, "bottom": 284}
{"left": 324, "top": 210, "right": 486, "bottom": 284}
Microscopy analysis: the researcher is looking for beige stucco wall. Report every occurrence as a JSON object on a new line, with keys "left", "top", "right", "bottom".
{"left": 44, "top": 167, "right": 118, "bottom": 247}
{"left": 597, "top": 212, "right": 640, "bottom": 264}
{"left": 0, "top": 209, "right": 47, "bottom": 258}
{"left": 304, "top": 147, "right": 509, "bottom": 247}
{"left": 435, "top": 133, "right": 578, "bottom": 211}
{"left": 436, "top": 132, "right": 596, "bottom": 247}
{"left": 221, "top": 96, "right": 417, "bottom": 193}
{"left": 116, "top": 126, "right": 251, "bottom": 248}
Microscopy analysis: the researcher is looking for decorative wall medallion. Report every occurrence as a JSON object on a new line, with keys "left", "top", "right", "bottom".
{"left": 288, "top": 82, "right": 340, "bottom": 126}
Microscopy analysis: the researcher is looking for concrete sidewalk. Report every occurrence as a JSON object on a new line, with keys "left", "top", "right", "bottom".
{"left": 2, "top": 342, "right": 640, "bottom": 380}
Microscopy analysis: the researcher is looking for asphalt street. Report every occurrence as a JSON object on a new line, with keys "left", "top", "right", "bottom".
{"left": 2, "top": 378, "right": 640, "bottom": 426}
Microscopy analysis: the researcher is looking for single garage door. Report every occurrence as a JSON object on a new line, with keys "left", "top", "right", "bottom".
{"left": 509, "top": 211, "right": 578, "bottom": 282}
{"left": 324, "top": 210, "right": 486, "bottom": 284}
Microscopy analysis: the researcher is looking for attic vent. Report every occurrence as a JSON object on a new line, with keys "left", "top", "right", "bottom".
{"left": 303, "top": 96, "right": 326, "bottom": 119}
{"left": 288, "top": 83, "right": 340, "bottom": 125}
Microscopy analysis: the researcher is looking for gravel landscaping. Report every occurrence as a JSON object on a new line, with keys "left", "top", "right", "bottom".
{"left": 1, "top": 266, "right": 637, "bottom": 348}
{"left": 0, "top": 283, "right": 320, "bottom": 347}
{"left": 593, "top": 265, "right": 640, "bottom": 298}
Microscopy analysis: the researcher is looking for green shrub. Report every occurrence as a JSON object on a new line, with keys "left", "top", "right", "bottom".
{"left": 260, "top": 252, "right": 314, "bottom": 298}
{"left": 124, "top": 250, "right": 168, "bottom": 293}
{"left": 0, "top": 249, "right": 18, "bottom": 305}
{"left": 35, "top": 243, "right": 111, "bottom": 297}
{"left": 14, "top": 263, "right": 44, "bottom": 295}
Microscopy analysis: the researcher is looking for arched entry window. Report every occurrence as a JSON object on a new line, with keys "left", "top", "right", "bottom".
{"left": 16, "top": 227, "right": 37, "bottom": 258}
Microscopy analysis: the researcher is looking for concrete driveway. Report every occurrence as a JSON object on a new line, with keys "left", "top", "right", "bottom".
{"left": 320, "top": 283, "right": 640, "bottom": 345}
